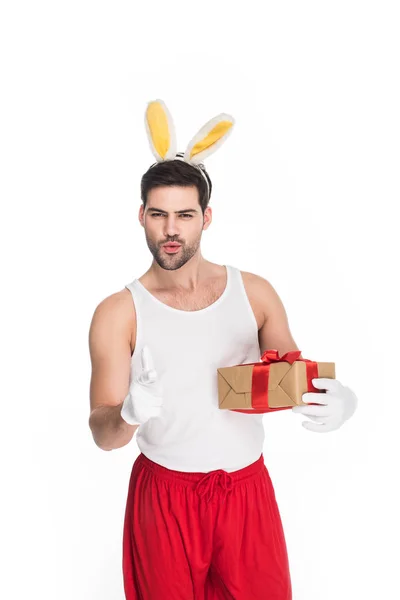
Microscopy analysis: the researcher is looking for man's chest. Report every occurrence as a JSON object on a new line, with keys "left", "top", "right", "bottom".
{"left": 129, "top": 272, "right": 264, "bottom": 351}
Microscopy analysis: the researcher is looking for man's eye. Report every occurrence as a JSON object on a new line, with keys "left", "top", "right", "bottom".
{"left": 151, "top": 213, "right": 192, "bottom": 217}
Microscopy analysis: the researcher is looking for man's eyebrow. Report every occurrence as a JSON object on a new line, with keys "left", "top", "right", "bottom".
{"left": 147, "top": 208, "right": 199, "bottom": 214}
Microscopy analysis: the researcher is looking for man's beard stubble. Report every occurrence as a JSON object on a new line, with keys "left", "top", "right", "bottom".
{"left": 144, "top": 230, "right": 202, "bottom": 271}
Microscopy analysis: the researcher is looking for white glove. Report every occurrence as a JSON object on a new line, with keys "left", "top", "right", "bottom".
{"left": 120, "top": 345, "right": 164, "bottom": 426}
{"left": 292, "top": 377, "right": 358, "bottom": 433}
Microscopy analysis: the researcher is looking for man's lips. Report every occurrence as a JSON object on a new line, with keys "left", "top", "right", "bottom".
{"left": 162, "top": 243, "right": 181, "bottom": 253}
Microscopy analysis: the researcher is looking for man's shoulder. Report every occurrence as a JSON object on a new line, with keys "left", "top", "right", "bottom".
{"left": 236, "top": 270, "right": 276, "bottom": 330}
{"left": 239, "top": 269, "right": 274, "bottom": 295}
{"left": 90, "top": 288, "right": 136, "bottom": 336}
{"left": 239, "top": 269, "right": 286, "bottom": 324}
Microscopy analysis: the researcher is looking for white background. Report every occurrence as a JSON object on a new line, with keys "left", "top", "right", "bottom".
{"left": 1, "top": 1, "right": 399, "bottom": 598}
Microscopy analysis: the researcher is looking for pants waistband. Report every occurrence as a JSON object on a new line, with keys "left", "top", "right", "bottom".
{"left": 135, "top": 453, "right": 266, "bottom": 503}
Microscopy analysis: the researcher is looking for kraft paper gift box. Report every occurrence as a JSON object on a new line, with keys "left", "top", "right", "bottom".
{"left": 217, "top": 349, "right": 336, "bottom": 414}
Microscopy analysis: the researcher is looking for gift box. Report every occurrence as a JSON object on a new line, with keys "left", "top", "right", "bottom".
{"left": 217, "top": 349, "right": 336, "bottom": 414}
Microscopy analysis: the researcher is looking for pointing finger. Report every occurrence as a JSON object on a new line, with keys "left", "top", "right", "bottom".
{"left": 141, "top": 345, "right": 155, "bottom": 374}
{"left": 140, "top": 369, "right": 157, "bottom": 384}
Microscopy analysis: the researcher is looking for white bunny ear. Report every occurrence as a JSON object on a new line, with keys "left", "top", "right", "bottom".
{"left": 183, "top": 113, "right": 235, "bottom": 165}
{"left": 144, "top": 99, "right": 178, "bottom": 162}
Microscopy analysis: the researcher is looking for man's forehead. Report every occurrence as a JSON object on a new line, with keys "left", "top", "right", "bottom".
{"left": 146, "top": 187, "right": 200, "bottom": 212}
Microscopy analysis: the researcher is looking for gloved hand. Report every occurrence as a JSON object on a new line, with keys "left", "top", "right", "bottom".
{"left": 121, "top": 345, "right": 164, "bottom": 426}
{"left": 292, "top": 378, "right": 358, "bottom": 433}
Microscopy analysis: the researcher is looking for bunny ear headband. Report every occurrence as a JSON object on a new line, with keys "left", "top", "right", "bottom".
{"left": 144, "top": 99, "right": 235, "bottom": 199}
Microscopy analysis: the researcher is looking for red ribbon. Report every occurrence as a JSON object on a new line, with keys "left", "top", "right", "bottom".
{"left": 232, "top": 349, "right": 321, "bottom": 414}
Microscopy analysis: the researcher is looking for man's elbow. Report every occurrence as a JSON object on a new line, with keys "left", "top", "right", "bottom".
{"left": 90, "top": 432, "right": 113, "bottom": 451}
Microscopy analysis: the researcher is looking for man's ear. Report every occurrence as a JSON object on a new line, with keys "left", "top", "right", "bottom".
{"left": 202, "top": 206, "right": 212, "bottom": 231}
{"left": 138, "top": 204, "right": 145, "bottom": 227}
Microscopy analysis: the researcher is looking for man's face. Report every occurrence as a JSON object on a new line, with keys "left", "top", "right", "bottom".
{"left": 139, "top": 185, "right": 211, "bottom": 271}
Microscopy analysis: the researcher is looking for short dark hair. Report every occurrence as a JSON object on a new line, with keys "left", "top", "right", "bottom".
{"left": 140, "top": 156, "right": 212, "bottom": 215}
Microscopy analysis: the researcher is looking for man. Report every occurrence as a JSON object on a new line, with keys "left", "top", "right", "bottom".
{"left": 88, "top": 100, "right": 358, "bottom": 599}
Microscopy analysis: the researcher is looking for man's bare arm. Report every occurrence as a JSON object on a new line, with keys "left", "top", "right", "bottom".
{"left": 88, "top": 292, "right": 138, "bottom": 451}
{"left": 256, "top": 276, "right": 302, "bottom": 357}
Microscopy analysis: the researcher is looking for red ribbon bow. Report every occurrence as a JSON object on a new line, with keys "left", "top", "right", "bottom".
{"left": 232, "top": 349, "right": 321, "bottom": 414}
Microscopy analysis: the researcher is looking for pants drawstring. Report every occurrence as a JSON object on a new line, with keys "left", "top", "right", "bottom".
{"left": 195, "top": 470, "right": 234, "bottom": 503}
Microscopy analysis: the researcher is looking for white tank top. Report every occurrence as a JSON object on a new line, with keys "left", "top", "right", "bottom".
{"left": 125, "top": 264, "right": 264, "bottom": 472}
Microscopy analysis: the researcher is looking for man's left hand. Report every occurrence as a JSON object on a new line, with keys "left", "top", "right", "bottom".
{"left": 292, "top": 378, "right": 358, "bottom": 433}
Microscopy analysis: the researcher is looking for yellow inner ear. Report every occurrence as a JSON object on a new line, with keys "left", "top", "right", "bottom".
{"left": 190, "top": 120, "right": 233, "bottom": 158}
{"left": 146, "top": 102, "right": 171, "bottom": 159}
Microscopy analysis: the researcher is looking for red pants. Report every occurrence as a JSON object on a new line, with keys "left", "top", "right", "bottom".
{"left": 122, "top": 452, "right": 292, "bottom": 599}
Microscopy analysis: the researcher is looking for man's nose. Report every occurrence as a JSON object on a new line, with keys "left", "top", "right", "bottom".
{"left": 164, "top": 216, "right": 180, "bottom": 236}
